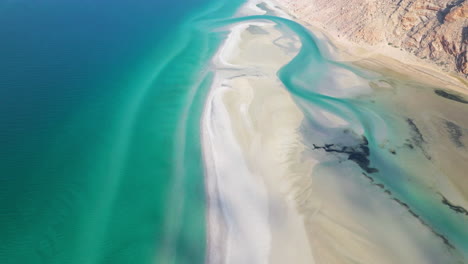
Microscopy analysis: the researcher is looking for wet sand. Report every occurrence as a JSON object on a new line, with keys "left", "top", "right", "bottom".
{"left": 202, "top": 13, "right": 316, "bottom": 264}
{"left": 202, "top": 0, "right": 468, "bottom": 263}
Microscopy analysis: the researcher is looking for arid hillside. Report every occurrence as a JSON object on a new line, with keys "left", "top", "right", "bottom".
{"left": 277, "top": 0, "right": 468, "bottom": 76}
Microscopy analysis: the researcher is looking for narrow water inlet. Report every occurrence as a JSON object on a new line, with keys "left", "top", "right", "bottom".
{"left": 202, "top": 1, "right": 468, "bottom": 263}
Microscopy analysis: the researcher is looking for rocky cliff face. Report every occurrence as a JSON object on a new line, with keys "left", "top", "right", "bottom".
{"left": 277, "top": 0, "right": 468, "bottom": 76}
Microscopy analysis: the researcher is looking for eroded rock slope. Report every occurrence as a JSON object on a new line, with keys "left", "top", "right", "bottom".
{"left": 278, "top": 0, "right": 468, "bottom": 76}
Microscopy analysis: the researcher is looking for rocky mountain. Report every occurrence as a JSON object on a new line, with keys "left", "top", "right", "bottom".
{"left": 277, "top": 0, "right": 468, "bottom": 76}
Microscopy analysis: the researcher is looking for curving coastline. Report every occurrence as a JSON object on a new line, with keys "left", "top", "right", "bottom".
{"left": 202, "top": 0, "right": 468, "bottom": 263}
{"left": 202, "top": 7, "right": 315, "bottom": 262}
{"left": 275, "top": 0, "right": 468, "bottom": 77}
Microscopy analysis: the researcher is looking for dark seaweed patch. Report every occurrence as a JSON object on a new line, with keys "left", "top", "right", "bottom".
{"left": 361, "top": 173, "right": 454, "bottom": 249}
{"left": 404, "top": 143, "right": 414, "bottom": 149}
{"left": 445, "top": 121, "right": 464, "bottom": 148}
{"left": 312, "top": 136, "right": 379, "bottom": 173}
{"left": 403, "top": 139, "right": 415, "bottom": 149}
{"left": 391, "top": 197, "right": 454, "bottom": 248}
{"left": 407, "top": 118, "right": 426, "bottom": 145}
{"left": 406, "top": 118, "right": 431, "bottom": 160}
{"left": 440, "top": 194, "right": 468, "bottom": 216}
{"left": 434, "top": 89, "right": 468, "bottom": 104}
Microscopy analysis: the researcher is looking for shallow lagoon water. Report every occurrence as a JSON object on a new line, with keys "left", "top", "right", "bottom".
{"left": 209, "top": 8, "right": 468, "bottom": 263}
{"left": 274, "top": 16, "right": 468, "bottom": 260}
{"left": 0, "top": 0, "right": 467, "bottom": 263}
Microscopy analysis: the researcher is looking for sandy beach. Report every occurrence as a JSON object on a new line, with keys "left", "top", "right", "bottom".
{"left": 202, "top": 0, "right": 468, "bottom": 263}
{"left": 202, "top": 14, "right": 316, "bottom": 263}
{"left": 273, "top": 0, "right": 468, "bottom": 94}
{"left": 269, "top": 0, "right": 468, "bottom": 203}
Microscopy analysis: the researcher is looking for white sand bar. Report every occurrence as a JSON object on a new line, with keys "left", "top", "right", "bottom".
{"left": 202, "top": 13, "right": 316, "bottom": 264}
{"left": 202, "top": 1, "right": 464, "bottom": 263}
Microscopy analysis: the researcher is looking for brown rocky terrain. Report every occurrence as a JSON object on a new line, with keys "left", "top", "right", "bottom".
{"left": 276, "top": 0, "right": 468, "bottom": 77}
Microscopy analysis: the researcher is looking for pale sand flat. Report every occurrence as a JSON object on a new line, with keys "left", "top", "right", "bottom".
{"left": 270, "top": 0, "right": 468, "bottom": 94}
{"left": 269, "top": 0, "right": 468, "bottom": 211}
{"left": 202, "top": 18, "right": 316, "bottom": 264}
{"left": 203, "top": 1, "right": 466, "bottom": 263}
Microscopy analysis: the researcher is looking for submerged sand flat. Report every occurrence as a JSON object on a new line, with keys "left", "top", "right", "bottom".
{"left": 202, "top": 17, "right": 315, "bottom": 264}
{"left": 202, "top": 1, "right": 468, "bottom": 263}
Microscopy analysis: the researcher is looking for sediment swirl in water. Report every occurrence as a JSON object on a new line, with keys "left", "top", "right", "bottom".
{"left": 204, "top": 2, "right": 468, "bottom": 262}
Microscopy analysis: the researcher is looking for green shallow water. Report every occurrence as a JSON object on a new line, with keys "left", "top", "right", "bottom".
{"left": 1, "top": 0, "right": 467, "bottom": 263}
{"left": 216, "top": 13, "right": 468, "bottom": 262}
{"left": 0, "top": 0, "right": 243, "bottom": 263}
{"left": 269, "top": 15, "right": 468, "bottom": 260}
{"left": 269, "top": 15, "right": 468, "bottom": 261}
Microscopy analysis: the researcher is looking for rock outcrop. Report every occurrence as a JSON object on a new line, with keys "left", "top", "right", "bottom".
{"left": 277, "top": 0, "right": 468, "bottom": 76}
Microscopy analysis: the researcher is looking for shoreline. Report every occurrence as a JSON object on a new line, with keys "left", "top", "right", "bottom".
{"left": 201, "top": 2, "right": 318, "bottom": 263}
{"left": 201, "top": 0, "right": 468, "bottom": 263}
{"left": 270, "top": 0, "right": 468, "bottom": 94}
{"left": 267, "top": 0, "right": 468, "bottom": 207}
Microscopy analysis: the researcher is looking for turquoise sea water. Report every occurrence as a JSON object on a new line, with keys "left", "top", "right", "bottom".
{"left": 266, "top": 15, "right": 468, "bottom": 260}
{"left": 0, "top": 0, "right": 243, "bottom": 263}
{"left": 1, "top": 0, "right": 467, "bottom": 263}
{"left": 220, "top": 13, "right": 468, "bottom": 262}
{"left": 269, "top": 16, "right": 468, "bottom": 261}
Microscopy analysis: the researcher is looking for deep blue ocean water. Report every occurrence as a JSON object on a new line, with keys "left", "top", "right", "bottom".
{"left": 0, "top": 0, "right": 243, "bottom": 263}
{"left": 1, "top": 0, "right": 467, "bottom": 263}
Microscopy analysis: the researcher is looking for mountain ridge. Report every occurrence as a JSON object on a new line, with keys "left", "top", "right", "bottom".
{"left": 276, "top": 0, "right": 468, "bottom": 77}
